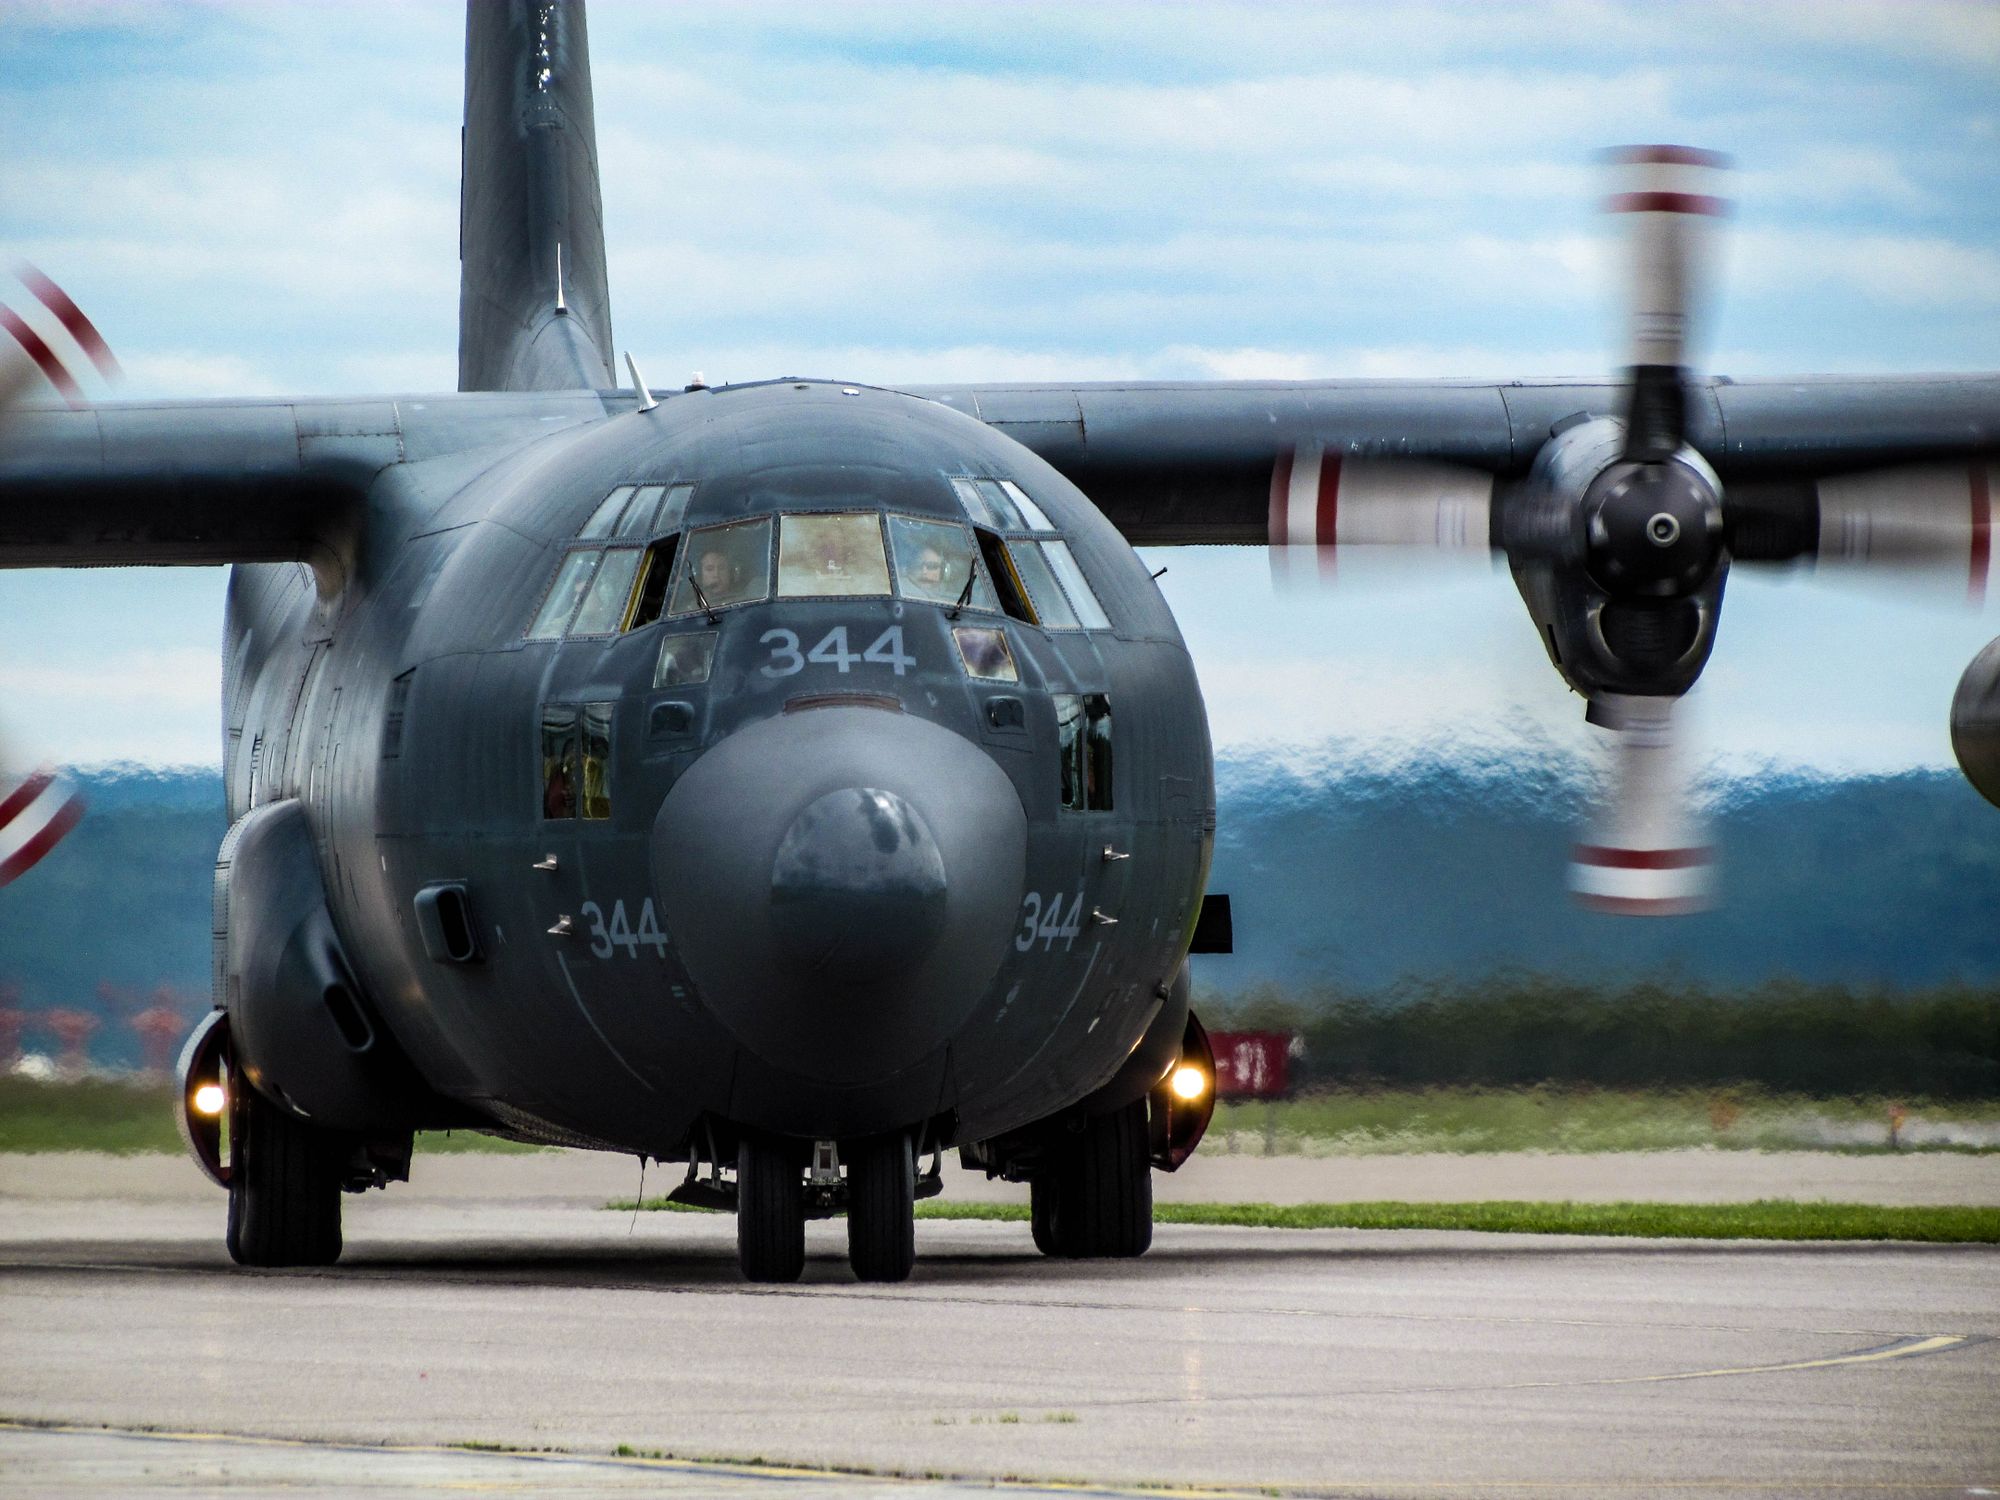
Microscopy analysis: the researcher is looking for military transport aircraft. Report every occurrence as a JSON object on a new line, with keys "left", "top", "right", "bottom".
{"left": 2, "top": 1, "right": 1997, "bottom": 1283}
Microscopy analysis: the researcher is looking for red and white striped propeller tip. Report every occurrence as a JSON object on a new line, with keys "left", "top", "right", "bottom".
{"left": 0, "top": 769, "right": 85, "bottom": 888}
{"left": 1264, "top": 444, "right": 1496, "bottom": 592}
{"left": 1568, "top": 695, "right": 1714, "bottom": 916}
{"left": 1600, "top": 145, "right": 1732, "bottom": 376}
{"left": 0, "top": 263, "right": 120, "bottom": 414}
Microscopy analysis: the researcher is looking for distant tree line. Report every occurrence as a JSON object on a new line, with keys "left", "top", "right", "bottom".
{"left": 1205, "top": 978, "right": 2000, "bottom": 1099}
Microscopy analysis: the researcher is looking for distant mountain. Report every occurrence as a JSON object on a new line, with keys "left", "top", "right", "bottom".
{"left": 1192, "top": 744, "right": 2000, "bottom": 995}
{"left": 3, "top": 753, "right": 1996, "bottom": 1067}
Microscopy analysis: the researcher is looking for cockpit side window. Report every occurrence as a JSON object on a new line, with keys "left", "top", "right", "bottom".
{"left": 1005, "top": 539, "right": 1079, "bottom": 629}
{"left": 671, "top": 517, "right": 774, "bottom": 615}
{"left": 569, "top": 548, "right": 645, "bottom": 635}
{"left": 526, "top": 550, "right": 601, "bottom": 640}
{"left": 776, "top": 512, "right": 892, "bottom": 597}
{"left": 888, "top": 515, "right": 997, "bottom": 610}
{"left": 627, "top": 536, "right": 681, "bottom": 630}
{"left": 974, "top": 529, "right": 1037, "bottom": 623}
{"left": 1037, "top": 540, "right": 1111, "bottom": 630}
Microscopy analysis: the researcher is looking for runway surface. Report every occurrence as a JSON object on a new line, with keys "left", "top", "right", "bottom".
{"left": 3, "top": 1155, "right": 1997, "bottom": 1498}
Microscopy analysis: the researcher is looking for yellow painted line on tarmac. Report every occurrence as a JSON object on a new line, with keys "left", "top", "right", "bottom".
{"left": 0, "top": 1418, "right": 1267, "bottom": 1497}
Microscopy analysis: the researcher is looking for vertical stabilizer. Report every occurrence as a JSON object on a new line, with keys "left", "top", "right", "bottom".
{"left": 458, "top": 0, "right": 615, "bottom": 393}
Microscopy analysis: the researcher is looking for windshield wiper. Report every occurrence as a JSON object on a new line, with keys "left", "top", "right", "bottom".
{"left": 947, "top": 555, "right": 980, "bottom": 620}
{"left": 690, "top": 577, "right": 721, "bottom": 625}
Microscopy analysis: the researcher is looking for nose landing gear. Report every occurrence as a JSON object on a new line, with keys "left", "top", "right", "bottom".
{"left": 735, "top": 1135, "right": 807, "bottom": 1283}
{"left": 731, "top": 1128, "right": 935, "bottom": 1284}
{"left": 845, "top": 1132, "right": 917, "bottom": 1282}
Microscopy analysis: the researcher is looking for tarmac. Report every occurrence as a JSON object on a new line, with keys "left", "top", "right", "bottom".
{"left": 2, "top": 1150, "right": 1996, "bottom": 1498}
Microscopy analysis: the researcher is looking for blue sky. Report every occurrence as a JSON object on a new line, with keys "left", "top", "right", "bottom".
{"left": 1, "top": 1, "right": 1997, "bottom": 775}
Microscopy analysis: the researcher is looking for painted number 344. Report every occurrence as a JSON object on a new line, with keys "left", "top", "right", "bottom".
{"left": 761, "top": 625, "right": 916, "bottom": 677}
{"left": 580, "top": 898, "right": 668, "bottom": 959}
{"left": 1016, "top": 891, "right": 1085, "bottom": 953}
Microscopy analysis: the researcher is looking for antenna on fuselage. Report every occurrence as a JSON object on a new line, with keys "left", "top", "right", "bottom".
{"left": 624, "top": 351, "right": 658, "bottom": 412}
{"left": 553, "top": 243, "right": 567, "bottom": 316}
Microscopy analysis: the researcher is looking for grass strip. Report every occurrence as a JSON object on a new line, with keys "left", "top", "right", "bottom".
{"left": 608, "top": 1196, "right": 2000, "bottom": 1243}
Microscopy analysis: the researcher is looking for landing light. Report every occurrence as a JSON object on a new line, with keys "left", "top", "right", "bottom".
{"left": 191, "top": 1083, "right": 226, "bottom": 1117}
{"left": 1169, "top": 1065, "right": 1207, "bottom": 1101}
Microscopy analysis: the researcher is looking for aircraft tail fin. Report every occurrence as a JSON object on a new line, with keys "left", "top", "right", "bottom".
{"left": 458, "top": 0, "right": 615, "bottom": 393}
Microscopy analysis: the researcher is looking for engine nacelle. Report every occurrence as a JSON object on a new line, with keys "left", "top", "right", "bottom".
{"left": 214, "top": 799, "right": 434, "bottom": 1132}
{"left": 1503, "top": 417, "right": 1729, "bottom": 701}
{"left": 1952, "top": 637, "right": 2000, "bottom": 810}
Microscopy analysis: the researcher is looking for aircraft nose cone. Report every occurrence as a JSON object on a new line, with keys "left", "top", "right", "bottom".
{"left": 770, "top": 787, "right": 948, "bottom": 985}
{"left": 653, "top": 706, "right": 1026, "bottom": 1086}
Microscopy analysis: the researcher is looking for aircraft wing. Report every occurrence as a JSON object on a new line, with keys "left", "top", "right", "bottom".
{"left": 914, "top": 374, "right": 2000, "bottom": 550}
{"left": 0, "top": 391, "right": 608, "bottom": 576}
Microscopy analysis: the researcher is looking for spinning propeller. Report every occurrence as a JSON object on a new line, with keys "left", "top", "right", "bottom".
{"left": 0, "top": 264, "right": 115, "bottom": 886}
{"left": 1273, "top": 149, "right": 1996, "bottom": 914}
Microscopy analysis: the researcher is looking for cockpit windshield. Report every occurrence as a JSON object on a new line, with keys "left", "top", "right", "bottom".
{"left": 670, "top": 517, "right": 773, "bottom": 615}
{"left": 776, "top": 513, "right": 892, "bottom": 597}
{"left": 887, "top": 516, "right": 997, "bottom": 610}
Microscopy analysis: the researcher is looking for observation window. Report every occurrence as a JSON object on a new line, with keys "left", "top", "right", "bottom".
{"left": 656, "top": 483, "right": 696, "bottom": 533}
{"left": 889, "top": 515, "right": 997, "bottom": 610}
{"left": 615, "top": 485, "right": 665, "bottom": 540}
{"left": 579, "top": 481, "right": 697, "bottom": 543}
{"left": 540, "top": 705, "right": 578, "bottom": 819}
{"left": 1006, "top": 540, "right": 1079, "bottom": 629}
{"left": 671, "top": 517, "right": 773, "bottom": 615}
{"left": 1055, "top": 693, "right": 1113, "bottom": 811}
{"left": 952, "top": 626, "right": 1018, "bottom": 682}
{"left": 581, "top": 702, "right": 613, "bottom": 820}
{"left": 570, "top": 548, "right": 644, "bottom": 635}
{"left": 1037, "top": 540, "right": 1110, "bottom": 629}
{"left": 999, "top": 480, "right": 1055, "bottom": 532}
{"left": 777, "top": 512, "right": 892, "bottom": 598}
{"left": 527, "top": 550, "right": 601, "bottom": 640}
{"left": 950, "top": 476, "right": 1057, "bottom": 533}
{"left": 579, "top": 487, "right": 634, "bottom": 540}
{"left": 655, "top": 632, "right": 717, "bottom": 688}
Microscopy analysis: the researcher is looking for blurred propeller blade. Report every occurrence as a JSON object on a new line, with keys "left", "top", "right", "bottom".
{"left": 1602, "top": 145, "right": 1731, "bottom": 461}
{"left": 1266, "top": 444, "right": 1495, "bottom": 590}
{"left": 0, "top": 768, "right": 84, "bottom": 888}
{"left": 0, "top": 264, "right": 119, "bottom": 424}
{"left": 1809, "top": 461, "right": 1999, "bottom": 604}
{"left": 1568, "top": 693, "right": 1713, "bottom": 916}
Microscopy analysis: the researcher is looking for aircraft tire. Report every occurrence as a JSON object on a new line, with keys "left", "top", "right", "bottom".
{"left": 225, "top": 1084, "right": 343, "bottom": 1267}
{"left": 736, "top": 1136, "right": 805, "bottom": 1283}
{"left": 1029, "top": 1175, "right": 1061, "bottom": 1255}
{"left": 845, "top": 1131, "right": 916, "bottom": 1283}
{"left": 1041, "top": 1100, "right": 1153, "bottom": 1258}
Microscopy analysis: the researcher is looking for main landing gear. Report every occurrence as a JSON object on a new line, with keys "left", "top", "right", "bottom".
{"left": 1029, "top": 1099, "right": 1153, "bottom": 1259}
{"left": 733, "top": 1130, "right": 926, "bottom": 1284}
{"left": 226, "top": 1082, "right": 346, "bottom": 1267}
